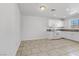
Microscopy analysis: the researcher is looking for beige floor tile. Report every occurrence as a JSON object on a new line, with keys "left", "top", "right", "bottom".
{"left": 37, "top": 52, "right": 49, "bottom": 56}
{"left": 48, "top": 50, "right": 60, "bottom": 56}
{"left": 21, "top": 49, "right": 32, "bottom": 56}
{"left": 31, "top": 48, "right": 41, "bottom": 54}
{"left": 27, "top": 53, "right": 39, "bottom": 56}
{"left": 16, "top": 47, "right": 23, "bottom": 56}
{"left": 16, "top": 39, "right": 79, "bottom": 56}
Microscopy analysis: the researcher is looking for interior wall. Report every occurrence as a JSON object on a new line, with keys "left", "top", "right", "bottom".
{"left": 64, "top": 19, "right": 71, "bottom": 29}
{"left": 22, "top": 16, "right": 64, "bottom": 40}
{"left": 0, "top": 3, "right": 21, "bottom": 55}
{"left": 48, "top": 19, "right": 64, "bottom": 28}
{"left": 22, "top": 16, "right": 48, "bottom": 40}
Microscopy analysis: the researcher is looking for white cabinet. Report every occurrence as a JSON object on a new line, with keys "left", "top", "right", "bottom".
{"left": 70, "top": 32, "right": 79, "bottom": 41}
{"left": 61, "top": 31, "right": 79, "bottom": 41}
{"left": 47, "top": 31, "right": 61, "bottom": 39}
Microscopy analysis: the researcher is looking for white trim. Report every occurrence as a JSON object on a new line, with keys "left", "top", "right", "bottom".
{"left": 22, "top": 37, "right": 48, "bottom": 41}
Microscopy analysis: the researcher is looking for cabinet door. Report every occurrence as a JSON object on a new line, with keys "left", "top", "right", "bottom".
{"left": 47, "top": 31, "right": 61, "bottom": 39}
{"left": 60, "top": 32, "right": 66, "bottom": 38}
{"left": 47, "top": 32, "right": 54, "bottom": 39}
{"left": 70, "top": 32, "right": 79, "bottom": 41}
{"left": 61, "top": 32, "right": 79, "bottom": 41}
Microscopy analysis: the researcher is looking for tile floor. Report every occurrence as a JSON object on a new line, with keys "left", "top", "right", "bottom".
{"left": 16, "top": 39, "right": 79, "bottom": 56}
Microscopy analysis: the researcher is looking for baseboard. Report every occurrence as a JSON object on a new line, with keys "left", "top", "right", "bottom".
{"left": 62, "top": 37, "right": 79, "bottom": 43}
{"left": 22, "top": 37, "right": 48, "bottom": 41}
{"left": 21, "top": 37, "right": 64, "bottom": 41}
{"left": 15, "top": 39, "right": 21, "bottom": 56}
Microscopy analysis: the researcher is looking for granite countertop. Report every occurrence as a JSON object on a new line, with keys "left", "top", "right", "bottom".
{"left": 47, "top": 28, "right": 79, "bottom": 32}
{"left": 57, "top": 29, "right": 79, "bottom": 32}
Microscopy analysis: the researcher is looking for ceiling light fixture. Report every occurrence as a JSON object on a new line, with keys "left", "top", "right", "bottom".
{"left": 51, "top": 8, "right": 56, "bottom": 11}
{"left": 40, "top": 5, "right": 47, "bottom": 11}
{"left": 69, "top": 10, "right": 78, "bottom": 15}
{"left": 66, "top": 8, "right": 78, "bottom": 15}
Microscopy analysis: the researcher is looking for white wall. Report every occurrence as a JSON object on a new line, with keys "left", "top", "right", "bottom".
{"left": 48, "top": 19, "right": 64, "bottom": 28}
{"left": 22, "top": 16, "right": 64, "bottom": 40}
{"left": 0, "top": 4, "right": 21, "bottom": 55}
{"left": 22, "top": 16, "right": 48, "bottom": 40}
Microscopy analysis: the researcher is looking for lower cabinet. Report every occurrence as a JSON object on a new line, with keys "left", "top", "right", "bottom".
{"left": 47, "top": 31, "right": 61, "bottom": 39}
{"left": 61, "top": 31, "right": 79, "bottom": 41}
{"left": 47, "top": 31, "right": 79, "bottom": 41}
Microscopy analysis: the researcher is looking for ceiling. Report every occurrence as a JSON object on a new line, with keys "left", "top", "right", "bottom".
{"left": 18, "top": 3, "right": 79, "bottom": 19}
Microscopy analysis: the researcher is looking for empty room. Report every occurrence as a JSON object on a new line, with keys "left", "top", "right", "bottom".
{"left": 1, "top": 3, "right": 79, "bottom": 56}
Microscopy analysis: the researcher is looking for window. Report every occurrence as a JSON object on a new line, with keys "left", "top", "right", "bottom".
{"left": 71, "top": 19, "right": 79, "bottom": 28}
